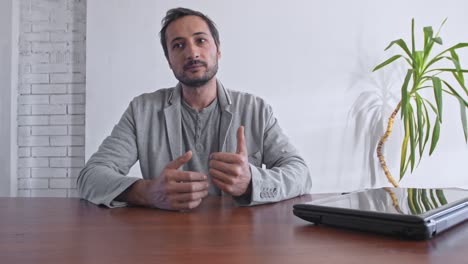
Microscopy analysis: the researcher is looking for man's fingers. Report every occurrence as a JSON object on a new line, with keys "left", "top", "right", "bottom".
{"left": 210, "top": 152, "right": 243, "bottom": 164}
{"left": 210, "top": 168, "right": 234, "bottom": 184}
{"left": 165, "top": 150, "right": 193, "bottom": 170}
{"left": 236, "top": 126, "right": 247, "bottom": 154}
{"left": 172, "top": 199, "right": 203, "bottom": 210}
{"left": 212, "top": 178, "right": 232, "bottom": 194}
{"left": 167, "top": 181, "right": 209, "bottom": 193}
{"left": 209, "top": 159, "right": 240, "bottom": 176}
{"left": 168, "top": 170, "right": 207, "bottom": 182}
{"left": 170, "top": 190, "right": 208, "bottom": 203}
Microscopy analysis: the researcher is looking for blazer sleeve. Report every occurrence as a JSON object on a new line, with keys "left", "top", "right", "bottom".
{"left": 234, "top": 105, "right": 312, "bottom": 206}
{"left": 77, "top": 102, "right": 141, "bottom": 208}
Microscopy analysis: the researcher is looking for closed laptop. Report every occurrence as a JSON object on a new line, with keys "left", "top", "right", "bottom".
{"left": 293, "top": 188, "right": 468, "bottom": 239}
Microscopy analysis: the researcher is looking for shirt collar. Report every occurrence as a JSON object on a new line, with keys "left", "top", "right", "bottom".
{"left": 168, "top": 79, "right": 232, "bottom": 109}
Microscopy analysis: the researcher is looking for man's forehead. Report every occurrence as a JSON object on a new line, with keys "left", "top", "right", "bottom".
{"left": 166, "top": 15, "right": 211, "bottom": 40}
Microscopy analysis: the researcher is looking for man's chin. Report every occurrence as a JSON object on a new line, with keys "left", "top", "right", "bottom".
{"left": 180, "top": 78, "right": 211, "bottom": 88}
{"left": 176, "top": 68, "right": 217, "bottom": 88}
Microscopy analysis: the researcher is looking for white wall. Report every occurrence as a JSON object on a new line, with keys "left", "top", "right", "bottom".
{"left": 0, "top": 0, "right": 14, "bottom": 196}
{"left": 86, "top": 0, "right": 468, "bottom": 193}
{"left": 16, "top": 0, "right": 87, "bottom": 198}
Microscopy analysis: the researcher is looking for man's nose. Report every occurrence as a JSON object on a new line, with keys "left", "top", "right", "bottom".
{"left": 185, "top": 42, "right": 200, "bottom": 60}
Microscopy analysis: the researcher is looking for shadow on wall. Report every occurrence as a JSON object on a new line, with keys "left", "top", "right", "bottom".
{"left": 345, "top": 39, "right": 406, "bottom": 187}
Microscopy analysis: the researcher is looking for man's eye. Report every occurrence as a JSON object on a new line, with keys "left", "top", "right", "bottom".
{"left": 172, "top": 43, "right": 183, "bottom": 49}
{"left": 197, "top": 38, "right": 206, "bottom": 44}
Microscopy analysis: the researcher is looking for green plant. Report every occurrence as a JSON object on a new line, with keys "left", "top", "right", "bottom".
{"left": 383, "top": 187, "right": 447, "bottom": 214}
{"left": 373, "top": 19, "right": 468, "bottom": 187}
{"left": 407, "top": 188, "right": 447, "bottom": 214}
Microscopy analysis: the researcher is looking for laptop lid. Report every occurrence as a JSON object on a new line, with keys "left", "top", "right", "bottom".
{"left": 293, "top": 188, "right": 468, "bottom": 239}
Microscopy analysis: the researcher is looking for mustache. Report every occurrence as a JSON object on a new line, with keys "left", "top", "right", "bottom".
{"left": 184, "top": 60, "right": 207, "bottom": 69}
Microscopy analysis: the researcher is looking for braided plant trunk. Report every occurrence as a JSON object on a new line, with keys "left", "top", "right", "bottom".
{"left": 383, "top": 187, "right": 403, "bottom": 213}
{"left": 373, "top": 19, "right": 468, "bottom": 188}
{"left": 376, "top": 102, "right": 401, "bottom": 188}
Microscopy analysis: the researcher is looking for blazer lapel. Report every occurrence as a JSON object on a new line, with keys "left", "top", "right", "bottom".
{"left": 217, "top": 80, "right": 233, "bottom": 152}
{"left": 164, "top": 84, "right": 183, "bottom": 161}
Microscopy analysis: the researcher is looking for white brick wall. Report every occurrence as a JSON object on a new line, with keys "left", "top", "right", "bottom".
{"left": 32, "top": 147, "right": 67, "bottom": 157}
{"left": 50, "top": 115, "right": 85, "bottom": 125}
{"left": 17, "top": 0, "right": 86, "bottom": 198}
{"left": 32, "top": 168, "right": 67, "bottom": 178}
{"left": 32, "top": 125, "right": 68, "bottom": 135}
{"left": 32, "top": 84, "right": 67, "bottom": 94}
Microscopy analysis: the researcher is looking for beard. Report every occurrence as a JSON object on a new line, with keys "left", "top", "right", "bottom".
{"left": 173, "top": 59, "right": 219, "bottom": 88}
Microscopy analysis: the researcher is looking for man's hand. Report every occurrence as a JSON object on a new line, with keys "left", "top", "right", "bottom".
{"left": 209, "top": 126, "right": 252, "bottom": 197}
{"left": 118, "top": 151, "right": 209, "bottom": 210}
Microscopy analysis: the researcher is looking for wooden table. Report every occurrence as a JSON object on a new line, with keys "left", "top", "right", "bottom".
{"left": 1, "top": 195, "right": 468, "bottom": 264}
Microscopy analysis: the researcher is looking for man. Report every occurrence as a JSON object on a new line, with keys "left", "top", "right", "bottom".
{"left": 77, "top": 7, "right": 311, "bottom": 210}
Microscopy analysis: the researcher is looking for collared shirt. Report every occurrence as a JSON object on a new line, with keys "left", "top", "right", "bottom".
{"left": 181, "top": 97, "right": 222, "bottom": 195}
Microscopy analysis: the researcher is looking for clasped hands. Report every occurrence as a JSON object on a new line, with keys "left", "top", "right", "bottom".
{"left": 132, "top": 126, "right": 251, "bottom": 210}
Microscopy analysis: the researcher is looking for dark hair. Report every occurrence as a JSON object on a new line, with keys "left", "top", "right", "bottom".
{"left": 159, "top": 7, "right": 220, "bottom": 58}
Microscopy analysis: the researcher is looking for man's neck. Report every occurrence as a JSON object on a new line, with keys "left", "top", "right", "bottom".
{"left": 181, "top": 78, "right": 217, "bottom": 111}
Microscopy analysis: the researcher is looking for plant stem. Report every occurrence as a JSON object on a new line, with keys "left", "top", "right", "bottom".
{"left": 383, "top": 187, "right": 403, "bottom": 213}
{"left": 377, "top": 101, "right": 402, "bottom": 187}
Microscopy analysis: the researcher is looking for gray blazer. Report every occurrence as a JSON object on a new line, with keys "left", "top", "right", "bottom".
{"left": 77, "top": 80, "right": 312, "bottom": 207}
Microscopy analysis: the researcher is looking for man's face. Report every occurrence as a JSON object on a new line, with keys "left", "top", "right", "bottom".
{"left": 165, "top": 15, "right": 221, "bottom": 88}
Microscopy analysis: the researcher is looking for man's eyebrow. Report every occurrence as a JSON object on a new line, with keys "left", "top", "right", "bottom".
{"left": 193, "top": 32, "right": 208, "bottom": 37}
{"left": 169, "top": 32, "right": 208, "bottom": 45}
{"left": 170, "top": 37, "right": 184, "bottom": 45}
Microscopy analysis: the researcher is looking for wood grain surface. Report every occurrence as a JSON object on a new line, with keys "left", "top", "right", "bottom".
{"left": 1, "top": 195, "right": 467, "bottom": 264}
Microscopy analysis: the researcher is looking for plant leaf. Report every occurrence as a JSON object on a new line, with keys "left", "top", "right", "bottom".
{"left": 432, "top": 77, "right": 443, "bottom": 123}
{"left": 458, "top": 97, "right": 468, "bottom": 142}
{"left": 411, "top": 18, "right": 415, "bottom": 56}
{"left": 385, "top": 39, "right": 413, "bottom": 59}
{"left": 400, "top": 121, "right": 410, "bottom": 179}
{"left": 434, "top": 43, "right": 468, "bottom": 59}
{"left": 409, "top": 188, "right": 421, "bottom": 214}
{"left": 417, "top": 189, "right": 424, "bottom": 212}
{"left": 415, "top": 95, "right": 424, "bottom": 156}
{"left": 435, "top": 18, "right": 448, "bottom": 38}
{"left": 414, "top": 51, "right": 424, "bottom": 74}
{"left": 430, "top": 189, "right": 439, "bottom": 208}
{"left": 405, "top": 58, "right": 413, "bottom": 66}
{"left": 421, "top": 189, "right": 433, "bottom": 210}
{"left": 445, "top": 53, "right": 468, "bottom": 95}
{"left": 421, "top": 101, "right": 431, "bottom": 155}
{"left": 423, "top": 56, "right": 446, "bottom": 72}
{"left": 423, "top": 26, "right": 438, "bottom": 66}
{"left": 408, "top": 106, "right": 416, "bottom": 172}
{"left": 429, "top": 119, "right": 440, "bottom": 155}
{"left": 447, "top": 42, "right": 468, "bottom": 50}
{"left": 436, "top": 189, "right": 448, "bottom": 205}
{"left": 401, "top": 69, "right": 413, "bottom": 119}
{"left": 442, "top": 80, "right": 468, "bottom": 107}
{"left": 452, "top": 72, "right": 468, "bottom": 96}
{"left": 450, "top": 50, "right": 462, "bottom": 69}
{"left": 449, "top": 50, "right": 465, "bottom": 87}
{"left": 429, "top": 68, "right": 468, "bottom": 73}
{"left": 408, "top": 188, "right": 417, "bottom": 214}
{"left": 422, "top": 98, "right": 439, "bottom": 114}
{"left": 414, "top": 189, "right": 423, "bottom": 213}
{"left": 424, "top": 26, "right": 433, "bottom": 48}
{"left": 373, "top": 55, "right": 404, "bottom": 72}
{"left": 423, "top": 27, "right": 435, "bottom": 60}
{"left": 433, "top": 37, "right": 443, "bottom": 45}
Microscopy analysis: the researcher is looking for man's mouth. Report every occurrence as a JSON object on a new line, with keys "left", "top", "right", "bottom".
{"left": 184, "top": 60, "right": 207, "bottom": 71}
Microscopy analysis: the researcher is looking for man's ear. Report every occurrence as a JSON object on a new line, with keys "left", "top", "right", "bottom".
{"left": 217, "top": 47, "right": 222, "bottom": 60}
